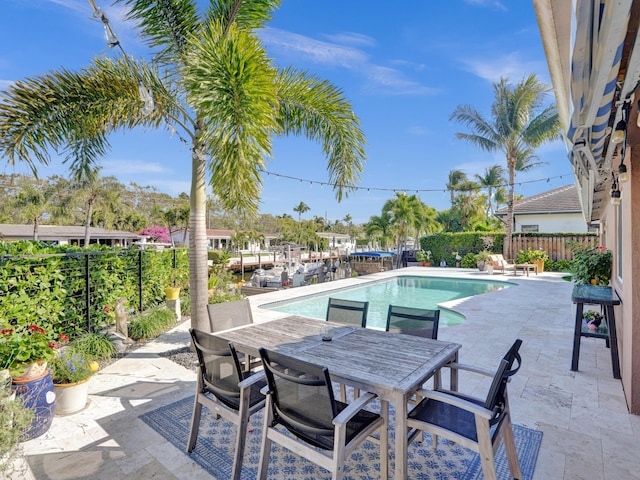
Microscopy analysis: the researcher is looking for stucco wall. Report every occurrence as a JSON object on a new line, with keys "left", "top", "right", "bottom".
{"left": 514, "top": 213, "right": 588, "bottom": 232}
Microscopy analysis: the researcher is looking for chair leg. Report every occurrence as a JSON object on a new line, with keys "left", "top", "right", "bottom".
{"left": 231, "top": 388, "right": 251, "bottom": 480}
{"left": 379, "top": 400, "right": 389, "bottom": 479}
{"left": 476, "top": 419, "right": 498, "bottom": 480}
{"left": 502, "top": 415, "right": 522, "bottom": 479}
{"left": 331, "top": 424, "right": 347, "bottom": 480}
{"left": 187, "top": 396, "right": 203, "bottom": 452}
{"left": 258, "top": 398, "right": 274, "bottom": 480}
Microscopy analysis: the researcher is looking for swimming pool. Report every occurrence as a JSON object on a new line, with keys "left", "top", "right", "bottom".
{"left": 262, "top": 275, "right": 513, "bottom": 329}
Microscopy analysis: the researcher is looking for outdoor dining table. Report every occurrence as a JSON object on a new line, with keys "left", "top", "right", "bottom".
{"left": 216, "top": 315, "right": 462, "bottom": 480}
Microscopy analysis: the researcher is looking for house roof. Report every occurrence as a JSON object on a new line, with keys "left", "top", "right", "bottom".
{"left": 0, "top": 224, "right": 141, "bottom": 240}
{"left": 494, "top": 185, "right": 582, "bottom": 217}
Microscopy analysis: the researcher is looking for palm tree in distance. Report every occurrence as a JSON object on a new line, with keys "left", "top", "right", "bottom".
{"left": 446, "top": 170, "right": 468, "bottom": 205}
{"left": 293, "top": 201, "right": 310, "bottom": 223}
{"left": 450, "top": 74, "right": 560, "bottom": 258}
{"left": 474, "top": 164, "right": 505, "bottom": 217}
{"left": 0, "top": 0, "right": 366, "bottom": 332}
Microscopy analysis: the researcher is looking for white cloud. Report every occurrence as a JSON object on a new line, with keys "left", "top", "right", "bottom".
{"left": 322, "top": 32, "right": 376, "bottom": 48}
{"left": 460, "top": 52, "right": 549, "bottom": 84}
{"left": 146, "top": 179, "right": 191, "bottom": 196}
{"left": 101, "top": 160, "right": 167, "bottom": 175}
{"left": 464, "top": 0, "right": 507, "bottom": 11}
{"left": 260, "top": 27, "right": 437, "bottom": 96}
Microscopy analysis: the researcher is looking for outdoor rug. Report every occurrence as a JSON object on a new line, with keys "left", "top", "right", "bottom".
{"left": 140, "top": 396, "right": 543, "bottom": 480}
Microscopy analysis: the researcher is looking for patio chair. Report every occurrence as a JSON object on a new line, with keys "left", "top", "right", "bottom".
{"left": 325, "top": 298, "right": 369, "bottom": 327}
{"left": 257, "top": 347, "right": 388, "bottom": 480}
{"left": 406, "top": 339, "right": 523, "bottom": 480}
{"left": 187, "top": 328, "right": 266, "bottom": 480}
{"left": 385, "top": 305, "right": 440, "bottom": 339}
{"left": 490, "top": 254, "right": 515, "bottom": 274}
{"left": 207, "top": 298, "right": 258, "bottom": 370}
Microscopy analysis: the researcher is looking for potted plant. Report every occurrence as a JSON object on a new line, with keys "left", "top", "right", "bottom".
{"left": 50, "top": 347, "right": 98, "bottom": 415}
{"left": 0, "top": 325, "right": 62, "bottom": 439}
{"left": 475, "top": 250, "right": 492, "bottom": 271}
{"left": 415, "top": 250, "right": 432, "bottom": 266}
{"left": 166, "top": 265, "right": 189, "bottom": 300}
{"left": 527, "top": 248, "right": 548, "bottom": 273}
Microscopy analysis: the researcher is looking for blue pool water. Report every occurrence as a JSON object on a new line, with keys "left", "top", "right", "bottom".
{"left": 262, "top": 275, "right": 513, "bottom": 329}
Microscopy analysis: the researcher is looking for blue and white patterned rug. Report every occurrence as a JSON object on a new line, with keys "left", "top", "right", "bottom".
{"left": 140, "top": 396, "right": 542, "bottom": 480}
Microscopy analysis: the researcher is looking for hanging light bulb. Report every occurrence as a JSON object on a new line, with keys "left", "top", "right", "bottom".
{"left": 618, "top": 163, "right": 630, "bottom": 183}
{"left": 611, "top": 189, "right": 621, "bottom": 206}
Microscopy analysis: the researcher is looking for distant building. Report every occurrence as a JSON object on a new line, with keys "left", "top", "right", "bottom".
{"left": 494, "top": 185, "right": 589, "bottom": 233}
{"left": 171, "top": 228, "right": 278, "bottom": 251}
{"left": 316, "top": 232, "right": 353, "bottom": 253}
{"left": 0, "top": 224, "right": 141, "bottom": 246}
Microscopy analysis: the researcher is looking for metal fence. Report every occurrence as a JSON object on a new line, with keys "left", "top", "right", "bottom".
{"left": 0, "top": 248, "right": 186, "bottom": 336}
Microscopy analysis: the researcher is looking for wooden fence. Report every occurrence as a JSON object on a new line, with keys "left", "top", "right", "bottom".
{"left": 511, "top": 234, "right": 597, "bottom": 261}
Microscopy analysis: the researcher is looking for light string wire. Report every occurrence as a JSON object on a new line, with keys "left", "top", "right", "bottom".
{"left": 258, "top": 168, "right": 574, "bottom": 194}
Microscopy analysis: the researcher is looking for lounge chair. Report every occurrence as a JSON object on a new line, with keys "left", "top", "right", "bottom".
{"left": 489, "top": 254, "right": 515, "bottom": 274}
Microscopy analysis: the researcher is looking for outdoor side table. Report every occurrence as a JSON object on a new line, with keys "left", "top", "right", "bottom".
{"left": 571, "top": 285, "right": 621, "bottom": 379}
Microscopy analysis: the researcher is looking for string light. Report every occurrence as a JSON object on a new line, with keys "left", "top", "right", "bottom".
{"left": 258, "top": 168, "right": 572, "bottom": 194}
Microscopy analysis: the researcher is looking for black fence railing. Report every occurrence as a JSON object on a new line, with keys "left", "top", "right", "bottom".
{"left": 0, "top": 247, "right": 188, "bottom": 337}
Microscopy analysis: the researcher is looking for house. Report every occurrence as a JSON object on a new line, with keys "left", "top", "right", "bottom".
{"left": 494, "top": 185, "right": 589, "bottom": 233}
{"left": 534, "top": 1, "right": 640, "bottom": 413}
{"left": 0, "top": 224, "right": 141, "bottom": 247}
{"left": 171, "top": 228, "right": 278, "bottom": 251}
{"left": 316, "top": 232, "right": 353, "bottom": 253}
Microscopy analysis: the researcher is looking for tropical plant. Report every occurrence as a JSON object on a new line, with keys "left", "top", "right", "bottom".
{"left": 571, "top": 244, "right": 612, "bottom": 286}
{"left": 415, "top": 250, "right": 432, "bottom": 263}
{"left": 446, "top": 170, "right": 468, "bottom": 205}
{"left": 0, "top": 0, "right": 366, "bottom": 336}
{"left": 474, "top": 165, "right": 505, "bottom": 216}
{"left": 450, "top": 74, "right": 561, "bottom": 258}
{"left": 293, "top": 201, "right": 310, "bottom": 223}
{"left": 128, "top": 307, "right": 177, "bottom": 340}
{"left": 72, "top": 333, "right": 118, "bottom": 361}
{"left": 50, "top": 348, "right": 95, "bottom": 384}
{"left": 383, "top": 193, "right": 425, "bottom": 257}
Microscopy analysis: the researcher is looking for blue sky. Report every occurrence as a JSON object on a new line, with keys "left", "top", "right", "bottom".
{"left": 0, "top": 0, "right": 572, "bottom": 224}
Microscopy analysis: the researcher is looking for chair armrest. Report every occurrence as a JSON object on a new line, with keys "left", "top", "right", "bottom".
{"left": 333, "top": 392, "right": 378, "bottom": 426}
{"left": 440, "top": 362, "right": 495, "bottom": 378}
{"left": 238, "top": 370, "right": 266, "bottom": 390}
{"left": 414, "top": 389, "right": 493, "bottom": 420}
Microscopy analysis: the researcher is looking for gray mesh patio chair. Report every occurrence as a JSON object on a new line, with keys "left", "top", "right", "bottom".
{"left": 207, "top": 298, "right": 259, "bottom": 370}
{"left": 385, "top": 305, "right": 440, "bottom": 339}
{"left": 406, "top": 339, "right": 523, "bottom": 480}
{"left": 325, "top": 298, "right": 369, "bottom": 327}
{"left": 187, "top": 329, "right": 266, "bottom": 480}
{"left": 257, "top": 348, "right": 388, "bottom": 480}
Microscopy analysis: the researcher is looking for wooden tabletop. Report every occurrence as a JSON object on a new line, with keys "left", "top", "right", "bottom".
{"left": 217, "top": 315, "right": 461, "bottom": 396}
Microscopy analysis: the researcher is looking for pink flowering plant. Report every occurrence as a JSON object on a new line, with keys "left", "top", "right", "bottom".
{"left": 0, "top": 325, "right": 67, "bottom": 377}
{"left": 571, "top": 243, "right": 612, "bottom": 286}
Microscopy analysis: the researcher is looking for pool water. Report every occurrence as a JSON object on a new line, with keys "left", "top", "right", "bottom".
{"left": 262, "top": 275, "right": 512, "bottom": 329}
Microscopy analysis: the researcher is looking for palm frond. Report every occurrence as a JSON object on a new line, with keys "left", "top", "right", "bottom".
{"left": 207, "top": 0, "right": 282, "bottom": 32}
{"left": 275, "top": 67, "right": 366, "bottom": 201}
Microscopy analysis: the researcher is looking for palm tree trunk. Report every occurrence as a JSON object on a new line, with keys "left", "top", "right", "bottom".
{"left": 84, "top": 197, "right": 94, "bottom": 247}
{"left": 505, "top": 162, "right": 516, "bottom": 259}
{"left": 189, "top": 128, "right": 210, "bottom": 333}
{"left": 33, "top": 216, "right": 39, "bottom": 241}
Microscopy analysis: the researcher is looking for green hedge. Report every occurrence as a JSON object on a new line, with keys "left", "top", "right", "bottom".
{"left": 420, "top": 232, "right": 505, "bottom": 266}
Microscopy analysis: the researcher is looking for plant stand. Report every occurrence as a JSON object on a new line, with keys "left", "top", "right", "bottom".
{"left": 11, "top": 373, "right": 55, "bottom": 440}
{"left": 54, "top": 378, "right": 91, "bottom": 415}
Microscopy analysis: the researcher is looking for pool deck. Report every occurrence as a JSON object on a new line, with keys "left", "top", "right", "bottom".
{"left": 16, "top": 267, "right": 640, "bottom": 479}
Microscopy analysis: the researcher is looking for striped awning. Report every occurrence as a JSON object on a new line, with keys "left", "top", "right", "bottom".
{"left": 565, "top": 0, "right": 632, "bottom": 219}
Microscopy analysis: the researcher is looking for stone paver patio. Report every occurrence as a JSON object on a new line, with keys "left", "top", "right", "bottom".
{"left": 16, "top": 267, "right": 640, "bottom": 479}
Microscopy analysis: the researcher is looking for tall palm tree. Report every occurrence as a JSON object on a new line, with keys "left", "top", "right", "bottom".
{"left": 450, "top": 74, "right": 560, "bottom": 257}
{"left": 364, "top": 211, "right": 394, "bottom": 250}
{"left": 446, "top": 170, "right": 468, "bottom": 205}
{"left": 13, "top": 182, "right": 54, "bottom": 240}
{"left": 382, "top": 193, "right": 423, "bottom": 260}
{"left": 474, "top": 164, "right": 505, "bottom": 217}
{"left": 293, "top": 201, "right": 310, "bottom": 223}
{"left": 0, "top": 0, "right": 366, "bottom": 332}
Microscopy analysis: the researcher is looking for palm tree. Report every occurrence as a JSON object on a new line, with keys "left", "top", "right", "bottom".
{"left": 13, "top": 182, "right": 54, "bottom": 240}
{"left": 382, "top": 193, "right": 423, "bottom": 260}
{"left": 0, "top": 1, "right": 366, "bottom": 332}
{"left": 293, "top": 201, "right": 310, "bottom": 223}
{"left": 446, "top": 170, "right": 468, "bottom": 205}
{"left": 474, "top": 164, "right": 505, "bottom": 217}
{"left": 450, "top": 74, "right": 560, "bottom": 257}
{"left": 364, "top": 211, "right": 394, "bottom": 250}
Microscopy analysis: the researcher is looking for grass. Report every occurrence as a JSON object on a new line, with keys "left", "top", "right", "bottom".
{"left": 129, "top": 307, "right": 177, "bottom": 340}
{"left": 73, "top": 333, "right": 118, "bottom": 360}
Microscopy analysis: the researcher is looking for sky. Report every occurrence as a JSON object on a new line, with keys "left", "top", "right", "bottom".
{"left": 0, "top": 0, "right": 573, "bottom": 225}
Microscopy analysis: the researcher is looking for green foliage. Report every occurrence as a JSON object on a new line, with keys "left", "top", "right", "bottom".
{"left": 208, "top": 289, "right": 243, "bottom": 304}
{"left": 0, "top": 392, "right": 33, "bottom": 470}
{"left": 50, "top": 347, "right": 94, "bottom": 384}
{"left": 72, "top": 333, "right": 117, "bottom": 361}
{"left": 515, "top": 247, "right": 548, "bottom": 263}
{"left": 570, "top": 243, "right": 612, "bottom": 285}
{"left": 460, "top": 252, "right": 477, "bottom": 268}
{"left": 0, "top": 325, "right": 60, "bottom": 376}
{"left": 420, "top": 232, "right": 504, "bottom": 266}
{"left": 546, "top": 259, "right": 572, "bottom": 272}
{"left": 415, "top": 250, "right": 432, "bottom": 262}
{"left": 208, "top": 250, "right": 230, "bottom": 266}
{"left": 128, "top": 307, "right": 177, "bottom": 340}
{"left": 475, "top": 250, "right": 492, "bottom": 261}
{"left": 180, "top": 292, "right": 191, "bottom": 316}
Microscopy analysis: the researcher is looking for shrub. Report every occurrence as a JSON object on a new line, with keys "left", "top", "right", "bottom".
{"left": 72, "top": 333, "right": 117, "bottom": 360}
{"left": 180, "top": 292, "right": 191, "bottom": 316}
{"left": 50, "top": 348, "right": 94, "bottom": 384}
{"left": 515, "top": 248, "right": 548, "bottom": 264}
{"left": 128, "top": 307, "right": 177, "bottom": 340}
{"left": 570, "top": 243, "right": 612, "bottom": 285}
{"left": 460, "top": 252, "right": 477, "bottom": 268}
